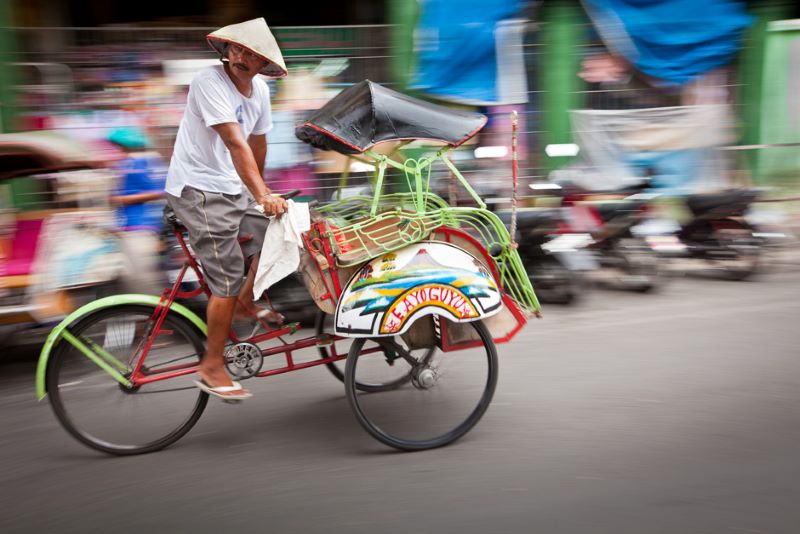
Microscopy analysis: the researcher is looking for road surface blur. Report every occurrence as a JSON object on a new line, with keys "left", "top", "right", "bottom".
{"left": 1, "top": 269, "right": 799, "bottom": 534}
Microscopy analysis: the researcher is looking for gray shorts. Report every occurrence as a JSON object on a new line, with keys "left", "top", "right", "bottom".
{"left": 167, "top": 186, "right": 268, "bottom": 297}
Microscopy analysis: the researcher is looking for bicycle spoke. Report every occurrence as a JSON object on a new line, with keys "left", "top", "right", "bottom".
{"left": 345, "top": 317, "right": 497, "bottom": 450}
{"left": 48, "top": 305, "right": 208, "bottom": 455}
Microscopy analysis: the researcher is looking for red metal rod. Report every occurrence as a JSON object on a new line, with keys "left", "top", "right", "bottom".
{"left": 130, "top": 263, "right": 189, "bottom": 380}
{"left": 255, "top": 354, "right": 346, "bottom": 378}
{"left": 133, "top": 366, "right": 198, "bottom": 386}
{"left": 255, "top": 343, "right": 388, "bottom": 378}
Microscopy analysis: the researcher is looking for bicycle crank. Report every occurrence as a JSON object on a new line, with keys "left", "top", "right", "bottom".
{"left": 224, "top": 342, "right": 263, "bottom": 380}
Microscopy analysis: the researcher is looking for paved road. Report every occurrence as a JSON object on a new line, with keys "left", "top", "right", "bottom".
{"left": 1, "top": 269, "right": 799, "bottom": 534}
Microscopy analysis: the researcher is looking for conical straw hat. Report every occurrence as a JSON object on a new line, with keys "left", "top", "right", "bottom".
{"left": 207, "top": 18, "right": 287, "bottom": 78}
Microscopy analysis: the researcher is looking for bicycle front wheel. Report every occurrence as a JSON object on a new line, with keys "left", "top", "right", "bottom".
{"left": 46, "top": 305, "right": 208, "bottom": 455}
{"left": 345, "top": 317, "right": 498, "bottom": 451}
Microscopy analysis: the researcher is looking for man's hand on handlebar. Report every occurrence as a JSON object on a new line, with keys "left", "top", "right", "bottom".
{"left": 259, "top": 193, "right": 288, "bottom": 216}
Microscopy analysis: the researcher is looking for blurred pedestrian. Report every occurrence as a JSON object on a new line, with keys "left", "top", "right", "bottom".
{"left": 107, "top": 126, "right": 168, "bottom": 296}
{"left": 165, "top": 18, "right": 288, "bottom": 401}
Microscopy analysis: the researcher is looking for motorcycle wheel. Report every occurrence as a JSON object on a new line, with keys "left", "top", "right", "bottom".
{"left": 711, "top": 222, "right": 761, "bottom": 281}
{"left": 528, "top": 256, "right": 580, "bottom": 305}
{"left": 613, "top": 237, "right": 662, "bottom": 293}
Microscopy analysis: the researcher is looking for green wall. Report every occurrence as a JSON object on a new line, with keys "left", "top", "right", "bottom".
{"left": 538, "top": 1, "right": 585, "bottom": 172}
{"left": 0, "top": 0, "right": 18, "bottom": 133}
{"left": 388, "top": 0, "right": 417, "bottom": 90}
{"left": 754, "top": 19, "right": 800, "bottom": 187}
{"left": 737, "top": 3, "right": 793, "bottom": 185}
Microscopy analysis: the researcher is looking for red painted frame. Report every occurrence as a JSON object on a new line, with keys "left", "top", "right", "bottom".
{"left": 125, "top": 222, "right": 525, "bottom": 387}
{"left": 127, "top": 224, "right": 350, "bottom": 388}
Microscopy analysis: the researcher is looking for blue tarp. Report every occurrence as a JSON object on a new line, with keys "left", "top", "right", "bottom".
{"left": 410, "top": 0, "right": 523, "bottom": 104}
{"left": 584, "top": 0, "right": 752, "bottom": 85}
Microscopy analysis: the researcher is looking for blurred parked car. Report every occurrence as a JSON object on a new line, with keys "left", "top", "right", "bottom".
{"left": 0, "top": 131, "right": 127, "bottom": 347}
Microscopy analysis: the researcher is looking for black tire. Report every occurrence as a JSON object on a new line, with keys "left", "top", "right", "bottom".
{"left": 316, "top": 310, "right": 432, "bottom": 392}
{"left": 713, "top": 224, "right": 761, "bottom": 281}
{"left": 528, "top": 256, "right": 579, "bottom": 305}
{"left": 613, "top": 237, "right": 662, "bottom": 292}
{"left": 345, "top": 317, "right": 498, "bottom": 451}
{"left": 46, "top": 304, "right": 208, "bottom": 455}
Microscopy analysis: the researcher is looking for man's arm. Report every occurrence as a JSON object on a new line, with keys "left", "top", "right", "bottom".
{"left": 111, "top": 191, "right": 164, "bottom": 206}
{"left": 248, "top": 133, "right": 267, "bottom": 177}
{"left": 212, "top": 123, "right": 285, "bottom": 215}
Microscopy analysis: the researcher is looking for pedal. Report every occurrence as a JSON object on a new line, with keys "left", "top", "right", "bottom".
{"left": 265, "top": 321, "right": 301, "bottom": 337}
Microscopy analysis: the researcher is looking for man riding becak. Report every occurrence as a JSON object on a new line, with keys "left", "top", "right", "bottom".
{"left": 165, "top": 18, "right": 288, "bottom": 401}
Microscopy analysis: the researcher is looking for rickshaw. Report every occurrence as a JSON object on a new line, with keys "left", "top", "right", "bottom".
{"left": 0, "top": 131, "right": 126, "bottom": 346}
{"left": 35, "top": 80, "right": 541, "bottom": 455}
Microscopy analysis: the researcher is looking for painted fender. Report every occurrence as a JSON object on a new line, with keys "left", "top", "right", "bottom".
{"left": 334, "top": 242, "right": 502, "bottom": 337}
{"left": 35, "top": 294, "right": 207, "bottom": 400}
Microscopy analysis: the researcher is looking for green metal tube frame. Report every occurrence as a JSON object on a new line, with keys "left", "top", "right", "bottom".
{"left": 363, "top": 147, "right": 486, "bottom": 211}
{"left": 35, "top": 294, "right": 208, "bottom": 400}
{"left": 314, "top": 146, "right": 541, "bottom": 314}
{"left": 60, "top": 330, "right": 133, "bottom": 389}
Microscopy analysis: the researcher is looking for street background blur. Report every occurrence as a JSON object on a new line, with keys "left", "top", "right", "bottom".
{"left": 2, "top": 0, "right": 800, "bottom": 192}
{"left": 2, "top": 1, "right": 800, "bottom": 337}
{"left": 2, "top": 1, "right": 800, "bottom": 533}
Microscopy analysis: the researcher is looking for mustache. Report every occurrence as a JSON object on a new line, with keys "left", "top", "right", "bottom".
{"left": 233, "top": 62, "right": 249, "bottom": 71}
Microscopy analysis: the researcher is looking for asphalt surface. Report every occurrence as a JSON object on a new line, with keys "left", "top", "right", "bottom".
{"left": 1, "top": 265, "right": 799, "bottom": 534}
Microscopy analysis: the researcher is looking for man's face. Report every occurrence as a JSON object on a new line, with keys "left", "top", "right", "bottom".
{"left": 226, "top": 43, "right": 270, "bottom": 77}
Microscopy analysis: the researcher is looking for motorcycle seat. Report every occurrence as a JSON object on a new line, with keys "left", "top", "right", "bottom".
{"left": 163, "top": 205, "right": 185, "bottom": 231}
{"left": 686, "top": 189, "right": 759, "bottom": 216}
{"left": 592, "top": 199, "right": 648, "bottom": 222}
{"left": 560, "top": 179, "right": 650, "bottom": 198}
{"left": 497, "top": 208, "right": 562, "bottom": 228}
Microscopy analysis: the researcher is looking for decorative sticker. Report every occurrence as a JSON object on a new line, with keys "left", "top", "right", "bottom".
{"left": 335, "top": 242, "right": 501, "bottom": 337}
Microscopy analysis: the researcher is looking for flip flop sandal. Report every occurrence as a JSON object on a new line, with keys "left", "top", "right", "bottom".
{"left": 256, "top": 308, "right": 285, "bottom": 327}
{"left": 194, "top": 380, "right": 253, "bottom": 403}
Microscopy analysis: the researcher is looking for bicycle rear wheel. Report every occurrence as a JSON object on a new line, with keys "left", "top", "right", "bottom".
{"left": 345, "top": 317, "right": 498, "bottom": 451}
{"left": 316, "top": 310, "right": 431, "bottom": 392}
{"left": 46, "top": 305, "right": 208, "bottom": 455}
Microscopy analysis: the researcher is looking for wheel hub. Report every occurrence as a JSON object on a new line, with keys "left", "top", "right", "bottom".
{"left": 413, "top": 367, "right": 438, "bottom": 389}
{"left": 118, "top": 371, "right": 140, "bottom": 393}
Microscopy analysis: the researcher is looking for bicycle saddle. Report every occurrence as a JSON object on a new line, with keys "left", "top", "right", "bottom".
{"left": 163, "top": 205, "right": 186, "bottom": 231}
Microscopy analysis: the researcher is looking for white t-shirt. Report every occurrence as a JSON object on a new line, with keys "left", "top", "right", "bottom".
{"left": 166, "top": 65, "right": 273, "bottom": 196}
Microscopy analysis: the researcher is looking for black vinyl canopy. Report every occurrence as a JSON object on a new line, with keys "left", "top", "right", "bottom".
{"left": 295, "top": 80, "right": 487, "bottom": 155}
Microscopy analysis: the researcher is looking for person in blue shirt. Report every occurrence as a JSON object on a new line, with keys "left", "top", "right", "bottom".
{"left": 107, "top": 127, "right": 168, "bottom": 295}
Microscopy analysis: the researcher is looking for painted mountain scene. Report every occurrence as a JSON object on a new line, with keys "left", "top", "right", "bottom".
{"left": 335, "top": 242, "right": 502, "bottom": 336}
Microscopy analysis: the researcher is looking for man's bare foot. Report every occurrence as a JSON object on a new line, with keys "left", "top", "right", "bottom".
{"left": 233, "top": 301, "right": 285, "bottom": 326}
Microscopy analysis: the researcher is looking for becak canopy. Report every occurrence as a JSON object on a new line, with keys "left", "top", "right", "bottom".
{"left": 207, "top": 17, "right": 287, "bottom": 78}
{"left": 295, "top": 80, "right": 487, "bottom": 155}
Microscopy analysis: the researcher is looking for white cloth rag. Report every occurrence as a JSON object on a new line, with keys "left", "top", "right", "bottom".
{"left": 253, "top": 199, "right": 311, "bottom": 298}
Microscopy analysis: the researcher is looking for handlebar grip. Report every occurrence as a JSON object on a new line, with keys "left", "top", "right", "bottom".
{"left": 280, "top": 189, "right": 302, "bottom": 200}
{"left": 253, "top": 193, "right": 315, "bottom": 215}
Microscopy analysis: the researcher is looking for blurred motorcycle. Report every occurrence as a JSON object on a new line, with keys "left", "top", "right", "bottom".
{"left": 497, "top": 206, "right": 596, "bottom": 304}
{"left": 551, "top": 181, "right": 663, "bottom": 292}
{"left": 638, "top": 188, "right": 763, "bottom": 280}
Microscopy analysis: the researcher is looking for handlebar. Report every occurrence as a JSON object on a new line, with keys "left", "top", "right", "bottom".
{"left": 253, "top": 189, "right": 308, "bottom": 215}
{"left": 281, "top": 189, "right": 302, "bottom": 200}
